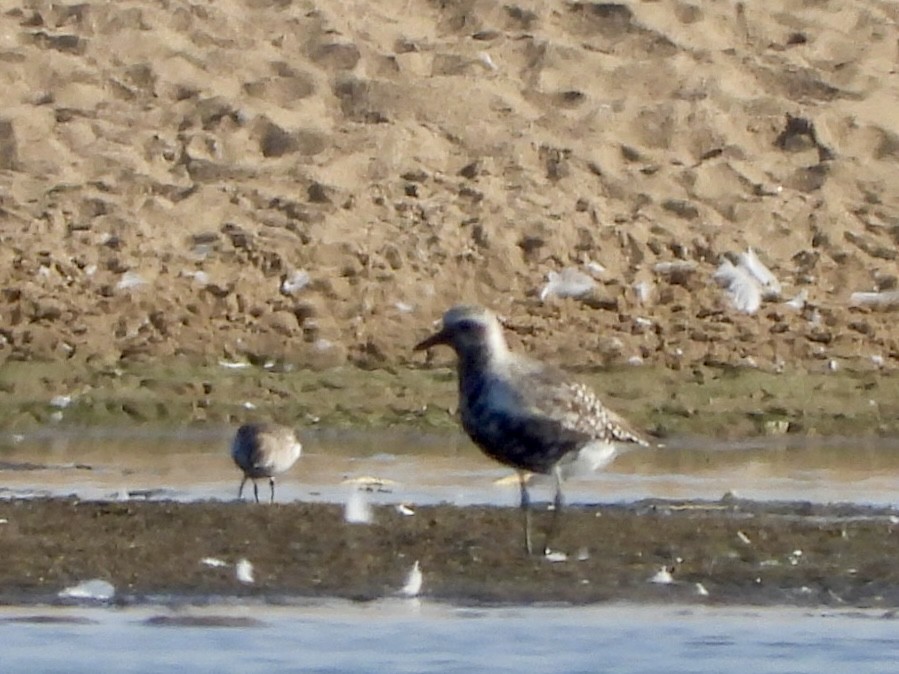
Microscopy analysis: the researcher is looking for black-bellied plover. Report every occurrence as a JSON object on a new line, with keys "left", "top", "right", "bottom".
{"left": 415, "top": 305, "right": 650, "bottom": 554}
{"left": 231, "top": 423, "right": 302, "bottom": 503}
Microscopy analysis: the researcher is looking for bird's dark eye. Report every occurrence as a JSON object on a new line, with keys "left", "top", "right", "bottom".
{"left": 456, "top": 320, "right": 476, "bottom": 333}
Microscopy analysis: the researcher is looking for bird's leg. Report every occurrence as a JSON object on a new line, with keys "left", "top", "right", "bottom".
{"left": 518, "top": 471, "right": 533, "bottom": 555}
{"left": 543, "top": 466, "right": 565, "bottom": 555}
{"left": 238, "top": 476, "right": 247, "bottom": 500}
{"left": 269, "top": 477, "right": 276, "bottom": 504}
{"left": 253, "top": 480, "right": 260, "bottom": 504}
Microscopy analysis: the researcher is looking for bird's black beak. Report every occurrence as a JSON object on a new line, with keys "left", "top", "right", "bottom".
{"left": 414, "top": 328, "right": 449, "bottom": 351}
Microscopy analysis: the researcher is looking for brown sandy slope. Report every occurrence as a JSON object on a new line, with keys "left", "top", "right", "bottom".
{"left": 0, "top": 0, "right": 898, "bottom": 375}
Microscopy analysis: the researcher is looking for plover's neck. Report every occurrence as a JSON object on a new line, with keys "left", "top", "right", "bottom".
{"left": 455, "top": 323, "right": 510, "bottom": 382}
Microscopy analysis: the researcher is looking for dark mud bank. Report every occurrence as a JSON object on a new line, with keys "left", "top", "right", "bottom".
{"left": 3, "top": 498, "right": 899, "bottom": 608}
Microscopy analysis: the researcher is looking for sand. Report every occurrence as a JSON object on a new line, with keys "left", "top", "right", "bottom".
{"left": 0, "top": 0, "right": 897, "bottom": 374}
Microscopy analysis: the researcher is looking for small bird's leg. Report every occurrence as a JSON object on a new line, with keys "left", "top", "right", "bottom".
{"left": 543, "top": 465, "right": 565, "bottom": 555}
{"left": 518, "top": 471, "right": 533, "bottom": 555}
{"left": 269, "top": 477, "right": 276, "bottom": 504}
{"left": 238, "top": 476, "right": 248, "bottom": 500}
{"left": 253, "top": 480, "right": 260, "bottom": 504}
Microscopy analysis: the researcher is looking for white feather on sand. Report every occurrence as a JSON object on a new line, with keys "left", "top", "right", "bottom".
{"left": 280, "top": 269, "right": 310, "bottom": 296}
{"left": 714, "top": 259, "right": 762, "bottom": 314}
{"left": 849, "top": 290, "right": 899, "bottom": 309}
{"left": 540, "top": 267, "right": 597, "bottom": 301}
{"left": 784, "top": 289, "right": 807, "bottom": 310}
{"left": 738, "top": 248, "right": 781, "bottom": 298}
{"left": 714, "top": 248, "right": 784, "bottom": 313}
{"left": 633, "top": 280, "right": 654, "bottom": 305}
{"left": 584, "top": 260, "right": 606, "bottom": 277}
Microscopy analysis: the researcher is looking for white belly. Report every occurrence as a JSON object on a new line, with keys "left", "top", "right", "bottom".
{"left": 559, "top": 440, "right": 619, "bottom": 478}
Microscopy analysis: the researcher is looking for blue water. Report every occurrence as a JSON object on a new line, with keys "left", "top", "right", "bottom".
{"left": 3, "top": 601, "right": 899, "bottom": 673}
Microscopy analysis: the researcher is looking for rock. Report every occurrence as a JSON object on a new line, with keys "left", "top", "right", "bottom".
{"left": 0, "top": 119, "right": 18, "bottom": 169}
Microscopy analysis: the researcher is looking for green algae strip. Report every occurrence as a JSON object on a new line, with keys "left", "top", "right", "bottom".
{"left": 0, "top": 360, "right": 897, "bottom": 437}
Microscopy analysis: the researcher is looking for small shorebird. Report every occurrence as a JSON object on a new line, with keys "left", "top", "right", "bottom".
{"left": 231, "top": 423, "right": 302, "bottom": 503}
{"left": 415, "top": 305, "right": 650, "bottom": 554}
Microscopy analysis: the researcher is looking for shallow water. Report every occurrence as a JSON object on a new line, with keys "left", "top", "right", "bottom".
{"left": 3, "top": 600, "right": 899, "bottom": 673}
{"left": 1, "top": 427, "right": 899, "bottom": 507}
{"left": 4, "top": 429, "right": 899, "bottom": 670}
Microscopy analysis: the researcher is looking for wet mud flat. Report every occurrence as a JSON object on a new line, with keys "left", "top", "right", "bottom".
{"left": 2, "top": 498, "right": 899, "bottom": 608}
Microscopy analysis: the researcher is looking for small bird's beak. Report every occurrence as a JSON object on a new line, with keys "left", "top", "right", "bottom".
{"left": 414, "top": 328, "right": 449, "bottom": 351}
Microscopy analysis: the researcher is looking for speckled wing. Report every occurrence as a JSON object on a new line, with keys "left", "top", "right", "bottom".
{"left": 515, "top": 361, "right": 650, "bottom": 447}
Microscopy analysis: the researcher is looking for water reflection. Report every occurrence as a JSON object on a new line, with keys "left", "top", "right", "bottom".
{"left": 1, "top": 427, "right": 899, "bottom": 507}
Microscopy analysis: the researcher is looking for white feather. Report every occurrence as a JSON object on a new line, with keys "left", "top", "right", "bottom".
{"left": 584, "top": 260, "right": 606, "bottom": 277}
{"left": 540, "top": 267, "right": 597, "bottom": 301}
{"left": 235, "top": 559, "right": 255, "bottom": 584}
{"left": 344, "top": 489, "right": 373, "bottom": 524}
{"left": 653, "top": 261, "right": 696, "bottom": 275}
{"left": 399, "top": 561, "right": 423, "bottom": 597}
{"left": 784, "top": 289, "right": 807, "bottom": 310}
{"left": 649, "top": 566, "right": 675, "bottom": 584}
{"left": 201, "top": 557, "right": 228, "bottom": 568}
{"left": 738, "top": 248, "right": 781, "bottom": 298}
{"left": 850, "top": 290, "right": 899, "bottom": 309}
{"left": 280, "top": 270, "right": 310, "bottom": 295}
{"left": 477, "top": 52, "right": 498, "bottom": 71}
{"left": 633, "top": 280, "right": 654, "bottom": 305}
{"left": 116, "top": 271, "right": 146, "bottom": 291}
{"left": 59, "top": 579, "right": 115, "bottom": 600}
{"left": 714, "top": 259, "right": 762, "bottom": 314}
{"left": 50, "top": 395, "right": 72, "bottom": 408}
